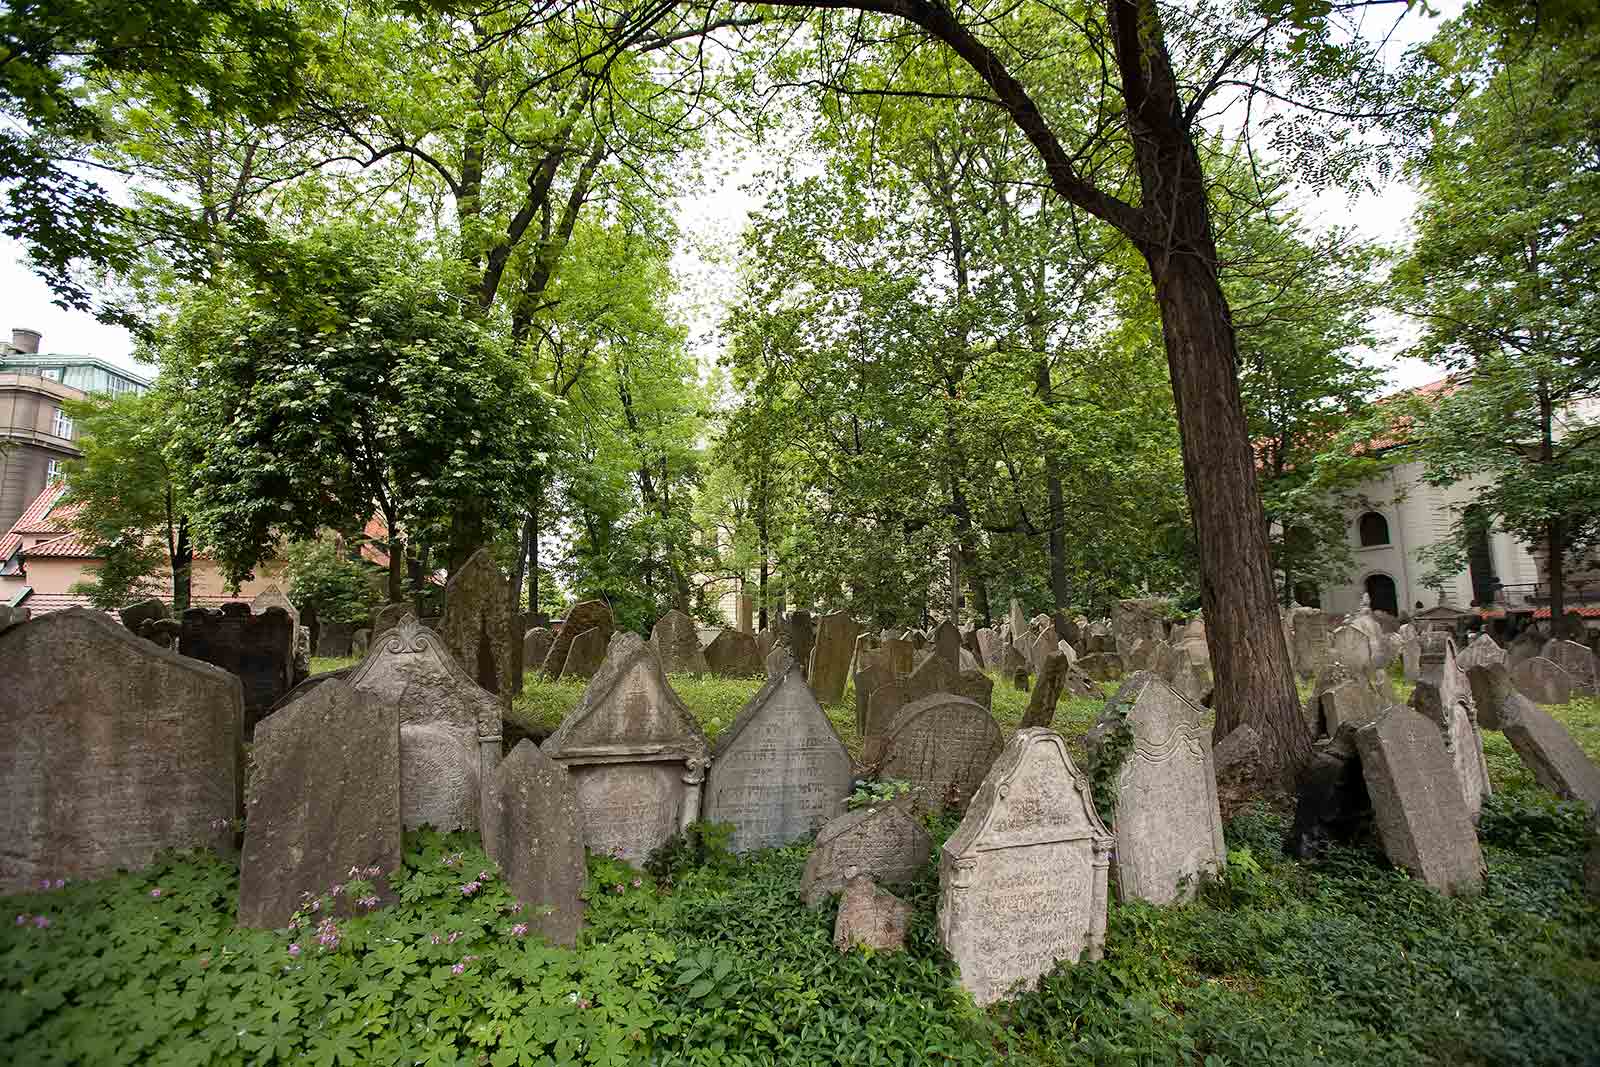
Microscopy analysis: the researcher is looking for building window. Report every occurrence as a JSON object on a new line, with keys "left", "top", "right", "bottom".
{"left": 51, "top": 407, "right": 72, "bottom": 438}
{"left": 46, "top": 459, "right": 65, "bottom": 483}
{"left": 1365, "top": 573, "right": 1399, "bottom": 615}
{"left": 1357, "top": 511, "right": 1390, "bottom": 547}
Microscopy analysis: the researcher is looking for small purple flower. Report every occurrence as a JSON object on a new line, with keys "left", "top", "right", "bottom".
{"left": 33, "top": 915, "right": 50, "bottom": 929}
{"left": 460, "top": 881, "right": 480, "bottom": 897}
{"left": 150, "top": 888, "right": 162, "bottom": 899}
{"left": 511, "top": 923, "right": 529, "bottom": 937}
{"left": 348, "top": 865, "right": 362, "bottom": 879}
{"left": 53, "top": 878, "right": 64, "bottom": 890}
{"left": 477, "top": 870, "right": 492, "bottom": 881}
{"left": 429, "top": 933, "right": 441, "bottom": 945}
{"left": 450, "top": 962, "right": 465, "bottom": 975}
{"left": 630, "top": 877, "right": 642, "bottom": 888}
{"left": 447, "top": 931, "right": 461, "bottom": 945}
{"left": 288, "top": 943, "right": 302, "bottom": 957}
{"left": 15, "top": 914, "right": 27, "bottom": 926}
{"left": 613, "top": 883, "right": 624, "bottom": 895}
{"left": 329, "top": 884, "right": 343, "bottom": 898}
{"left": 358, "top": 895, "right": 379, "bottom": 910}
{"left": 364, "top": 865, "right": 381, "bottom": 879}
{"left": 40, "top": 879, "right": 50, "bottom": 890}
{"left": 309, "top": 898, "right": 321, "bottom": 912}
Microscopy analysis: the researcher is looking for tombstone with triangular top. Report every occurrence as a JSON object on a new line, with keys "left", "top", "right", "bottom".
{"left": 651, "top": 609, "right": 709, "bottom": 676}
{"left": 483, "top": 740, "right": 586, "bottom": 946}
{"left": 938, "top": 728, "right": 1113, "bottom": 1005}
{"left": 932, "top": 619, "right": 963, "bottom": 671}
{"left": 705, "top": 628, "right": 762, "bottom": 678}
{"left": 439, "top": 549, "right": 513, "bottom": 705}
{"left": 541, "top": 633, "right": 710, "bottom": 864}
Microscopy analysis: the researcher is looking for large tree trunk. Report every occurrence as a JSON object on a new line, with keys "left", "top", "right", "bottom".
{"left": 1539, "top": 379, "right": 1567, "bottom": 625}
{"left": 172, "top": 519, "right": 193, "bottom": 614}
{"left": 1035, "top": 358, "right": 1068, "bottom": 608}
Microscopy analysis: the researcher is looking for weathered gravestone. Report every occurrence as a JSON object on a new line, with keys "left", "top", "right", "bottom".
{"left": 1512, "top": 656, "right": 1573, "bottom": 706}
{"left": 179, "top": 602, "right": 295, "bottom": 736}
{"left": 1008, "top": 598, "right": 1028, "bottom": 639}
{"left": 975, "top": 627, "right": 1000, "bottom": 669}
{"left": 1542, "top": 639, "right": 1598, "bottom": 697}
{"left": 119, "top": 597, "right": 169, "bottom": 637}
{"left": 650, "top": 609, "right": 709, "bottom": 676}
{"left": 317, "top": 622, "right": 356, "bottom": 659}
{"left": 561, "top": 626, "right": 608, "bottom": 680}
{"left": 1288, "top": 606, "right": 1330, "bottom": 682}
{"left": 1408, "top": 642, "right": 1492, "bottom": 821}
{"left": 1467, "top": 662, "right": 1600, "bottom": 815}
{"left": 1085, "top": 673, "right": 1225, "bottom": 904}
{"left": 1019, "top": 652, "right": 1073, "bottom": 730}
{"left": 833, "top": 876, "right": 912, "bottom": 953}
{"left": 860, "top": 679, "right": 908, "bottom": 764}
{"left": 543, "top": 600, "right": 615, "bottom": 681}
{"left": 808, "top": 611, "right": 860, "bottom": 704}
{"left": 541, "top": 633, "right": 711, "bottom": 864}
{"left": 1304, "top": 664, "right": 1382, "bottom": 740}
{"left": 938, "top": 728, "right": 1113, "bottom": 1005}
{"left": 0, "top": 609, "right": 242, "bottom": 895}
{"left": 483, "top": 740, "right": 586, "bottom": 946}
{"left": 439, "top": 548, "right": 514, "bottom": 703}
{"left": 932, "top": 619, "right": 963, "bottom": 671}
{"left": 1349, "top": 608, "right": 1391, "bottom": 670}
{"left": 705, "top": 662, "right": 853, "bottom": 853}
{"left": 238, "top": 679, "right": 401, "bottom": 927}
{"left": 1457, "top": 632, "right": 1504, "bottom": 674}
{"left": 904, "top": 652, "right": 958, "bottom": 704}
{"left": 352, "top": 628, "right": 370, "bottom": 657}
{"left": 1417, "top": 631, "right": 1454, "bottom": 681}
{"left": 345, "top": 615, "right": 502, "bottom": 832}
{"left": 705, "top": 628, "right": 762, "bottom": 678}
{"left": 854, "top": 659, "right": 894, "bottom": 735}
{"left": 251, "top": 584, "right": 298, "bottom": 629}
{"left": 879, "top": 695, "right": 1003, "bottom": 813}
{"left": 955, "top": 669, "right": 994, "bottom": 711}
{"left": 1354, "top": 704, "right": 1485, "bottom": 895}
{"left": 1111, "top": 598, "right": 1167, "bottom": 658}
{"left": 1506, "top": 628, "right": 1544, "bottom": 666}
{"left": 373, "top": 602, "right": 410, "bottom": 639}
{"left": 801, "top": 800, "right": 932, "bottom": 907}
{"left": 787, "top": 610, "right": 816, "bottom": 680}
{"left": 1329, "top": 624, "right": 1378, "bottom": 677}
{"left": 1031, "top": 626, "right": 1060, "bottom": 672}
{"left": 523, "top": 627, "right": 555, "bottom": 680}
{"left": 1076, "top": 652, "right": 1125, "bottom": 682}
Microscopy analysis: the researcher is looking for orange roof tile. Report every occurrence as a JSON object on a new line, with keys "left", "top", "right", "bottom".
{"left": 1, "top": 482, "right": 71, "bottom": 560}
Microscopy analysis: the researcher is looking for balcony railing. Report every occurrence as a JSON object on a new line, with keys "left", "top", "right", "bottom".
{"left": 1486, "top": 581, "right": 1600, "bottom": 611}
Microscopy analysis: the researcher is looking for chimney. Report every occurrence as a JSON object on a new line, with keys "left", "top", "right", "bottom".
{"left": 10, "top": 328, "right": 41, "bottom": 354}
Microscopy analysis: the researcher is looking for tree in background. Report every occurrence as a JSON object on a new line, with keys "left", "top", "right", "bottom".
{"left": 283, "top": 537, "right": 380, "bottom": 627}
{"left": 1395, "top": 18, "right": 1600, "bottom": 621}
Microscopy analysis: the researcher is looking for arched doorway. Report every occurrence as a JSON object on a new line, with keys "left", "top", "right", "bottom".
{"left": 1364, "top": 573, "right": 1398, "bottom": 616}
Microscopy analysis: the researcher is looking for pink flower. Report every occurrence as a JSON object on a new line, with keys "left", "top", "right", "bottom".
{"left": 364, "top": 865, "right": 381, "bottom": 879}
{"left": 329, "top": 884, "right": 343, "bottom": 897}
{"left": 149, "top": 888, "right": 162, "bottom": 899}
{"left": 511, "top": 923, "right": 529, "bottom": 937}
{"left": 450, "top": 962, "right": 465, "bottom": 975}
{"left": 53, "top": 879, "right": 64, "bottom": 889}
{"left": 358, "top": 895, "right": 379, "bottom": 910}
{"left": 348, "top": 866, "right": 362, "bottom": 879}
{"left": 40, "top": 879, "right": 50, "bottom": 890}
{"left": 477, "top": 870, "right": 492, "bottom": 881}
{"left": 33, "top": 916, "right": 50, "bottom": 929}
{"left": 631, "top": 877, "right": 642, "bottom": 888}
{"left": 579, "top": 997, "right": 592, "bottom": 1010}
{"left": 460, "top": 881, "right": 480, "bottom": 897}
{"left": 429, "top": 933, "right": 441, "bottom": 945}
{"left": 613, "top": 883, "right": 624, "bottom": 895}
{"left": 447, "top": 931, "right": 461, "bottom": 945}
{"left": 288, "top": 943, "right": 302, "bottom": 957}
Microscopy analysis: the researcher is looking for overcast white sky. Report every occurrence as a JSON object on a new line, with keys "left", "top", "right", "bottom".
{"left": 3, "top": 0, "right": 1459, "bottom": 391}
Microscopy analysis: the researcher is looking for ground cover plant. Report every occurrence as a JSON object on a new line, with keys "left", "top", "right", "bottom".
{"left": 4, "top": 675, "right": 1598, "bottom": 1066}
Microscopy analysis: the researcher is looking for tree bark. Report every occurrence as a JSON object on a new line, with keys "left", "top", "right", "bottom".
{"left": 1541, "top": 378, "right": 1566, "bottom": 623}
{"left": 172, "top": 518, "right": 192, "bottom": 614}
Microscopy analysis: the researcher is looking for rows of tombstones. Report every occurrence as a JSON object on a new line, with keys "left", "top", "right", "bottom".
{"left": 2, "top": 568, "right": 1598, "bottom": 1004}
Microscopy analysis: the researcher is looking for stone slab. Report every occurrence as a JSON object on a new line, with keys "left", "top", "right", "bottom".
{"left": 484, "top": 740, "right": 585, "bottom": 946}
{"left": 801, "top": 800, "right": 932, "bottom": 907}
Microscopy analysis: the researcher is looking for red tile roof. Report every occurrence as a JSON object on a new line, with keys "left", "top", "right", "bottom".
{"left": 0, "top": 482, "right": 72, "bottom": 560}
{"left": 20, "top": 531, "right": 99, "bottom": 557}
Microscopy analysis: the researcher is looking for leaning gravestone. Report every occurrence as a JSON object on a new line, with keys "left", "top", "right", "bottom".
{"left": 955, "top": 668, "right": 994, "bottom": 711}
{"left": 439, "top": 548, "right": 514, "bottom": 703}
{"left": 1542, "top": 639, "right": 1598, "bottom": 697}
{"left": 705, "top": 662, "right": 853, "bottom": 853}
{"left": 904, "top": 652, "right": 959, "bottom": 705}
{"left": 1512, "top": 656, "right": 1573, "bottom": 706}
{"left": 238, "top": 679, "right": 401, "bottom": 927}
{"left": 1008, "top": 598, "right": 1028, "bottom": 639}
{"left": 860, "top": 679, "right": 908, "bottom": 764}
{"left": 179, "top": 602, "right": 295, "bottom": 737}
{"left": 1355, "top": 704, "right": 1485, "bottom": 895}
{"left": 542, "top": 633, "right": 711, "bottom": 864}
{"left": 1288, "top": 606, "right": 1330, "bottom": 682}
{"left": 1329, "top": 625, "right": 1378, "bottom": 677}
{"left": 879, "top": 694, "right": 1003, "bottom": 813}
{"left": 1111, "top": 598, "right": 1167, "bottom": 658}
{"left": 345, "top": 615, "right": 502, "bottom": 832}
{"left": 523, "top": 627, "right": 555, "bottom": 680}
{"left": 976, "top": 627, "right": 999, "bottom": 669}
{"left": 651, "top": 609, "right": 710, "bottom": 676}
{"left": 1031, "top": 626, "right": 1060, "bottom": 672}
{"left": 808, "top": 611, "right": 860, "bottom": 704}
{"left": 1407, "top": 642, "right": 1491, "bottom": 821}
{"left": 938, "top": 728, "right": 1113, "bottom": 1005}
{"left": 0, "top": 609, "right": 242, "bottom": 895}
{"left": 854, "top": 660, "right": 894, "bottom": 734}
{"left": 1085, "top": 673, "right": 1225, "bottom": 904}
{"left": 1467, "top": 662, "right": 1600, "bottom": 815}
{"left": 1019, "top": 652, "right": 1072, "bottom": 730}
{"left": 1456, "top": 632, "right": 1504, "bottom": 674}
{"left": 1076, "top": 652, "right": 1125, "bottom": 682}
{"left": 483, "top": 740, "right": 586, "bottom": 946}
{"left": 562, "top": 626, "right": 609, "bottom": 680}
{"left": 801, "top": 800, "right": 933, "bottom": 907}
{"left": 705, "top": 628, "right": 762, "bottom": 677}
{"left": 544, "top": 600, "right": 615, "bottom": 681}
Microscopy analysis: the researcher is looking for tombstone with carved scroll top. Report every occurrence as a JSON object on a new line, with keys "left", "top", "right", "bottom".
{"left": 541, "top": 633, "right": 710, "bottom": 865}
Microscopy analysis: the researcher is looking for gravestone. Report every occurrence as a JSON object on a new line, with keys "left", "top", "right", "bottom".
{"left": 1512, "top": 656, "right": 1573, "bottom": 705}
{"left": 1417, "top": 632, "right": 1454, "bottom": 681}
{"left": 1542, "top": 639, "right": 1598, "bottom": 697}
{"left": 705, "top": 628, "right": 762, "bottom": 677}
{"left": 1019, "top": 652, "right": 1072, "bottom": 730}
{"left": 861, "top": 679, "right": 908, "bottom": 764}
{"left": 932, "top": 619, "right": 963, "bottom": 671}
{"left": 974, "top": 628, "right": 999, "bottom": 668}
{"left": 561, "top": 626, "right": 608, "bottom": 680}
{"left": 345, "top": 615, "right": 502, "bottom": 832}
{"left": 352, "top": 629, "right": 370, "bottom": 657}
{"left": 542, "top": 633, "right": 711, "bottom": 864}
{"left": 1305, "top": 669, "right": 1381, "bottom": 740}
{"left": 904, "top": 652, "right": 959, "bottom": 705}
{"left": 179, "top": 602, "right": 295, "bottom": 736}
{"left": 483, "top": 740, "right": 586, "bottom": 946}
{"left": 651, "top": 609, "right": 709, "bottom": 676}
{"left": 1400, "top": 633, "right": 1422, "bottom": 681}
{"left": 879, "top": 695, "right": 1003, "bottom": 813}
{"left": 1085, "top": 673, "right": 1225, "bottom": 904}
{"left": 119, "top": 597, "right": 169, "bottom": 636}
{"left": 1053, "top": 611, "right": 1082, "bottom": 651}
{"left": 1506, "top": 628, "right": 1544, "bottom": 666}
{"left": 544, "top": 600, "right": 615, "bottom": 680}
{"left": 1001, "top": 641, "right": 1028, "bottom": 678}
{"left": 1466, "top": 662, "right": 1600, "bottom": 814}
{"left": 1349, "top": 608, "right": 1390, "bottom": 670}
{"left": 854, "top": 659, "right": 894, "bottom": 734}
{"left": 834, "top": 876, "right": 912, "bottom": 953}
{"left": 883, "top": 636, "right": 914, "bottom": 677}
{"left": 808, "top": 611, "right": 860, "bottom": 704}
{"left": 1456, "top": 632, "right": 1504, "bottom": 674}
{"left": 1008, "top": 598, "right": 1028, "bottom": 638}
{"left": 373, "top": 602, "right": 410, "bottom": 639}
{"left": 251, "top": 584, "right": 299, "bottom": 629}
{"left": 317, "top": 622, "right": 356, "bottom": 659}
{"left": 1076, "top": 652, "right": 1124, "bottom": 682}
{"left": 1111, "top": 598, "right": 1167, "bottom": 658}
{"left": 524, "top": 627, "right": 555, "bottom": 680}
{"left": 801, "top": 800, "right": 932, "bottom": 906}
{"left": 938, "top": 728, "right": 1113, "bottom": 1005}
{"left": 439, "top": 548, "right": 513, "bottom": 703}
{"left": 1013, "top": 668, "right": 1030, "bottom": 692}
{"left": 238, "top": 680, "right": 401, "bottom": 927}
{"left": 961, "top": 626, "right": 981, "bottom": 663}
{"left": 706, "top": 664, "right": 853, "bottom": 853}
{"left": 955, "top": 669, "right": 994, "bottom": 711}
{"left": 1408, "top": 642, "right": 1492, "bottom": 821}
{"left": 1329, "top": 625, "right": 1377, "bottom": 677}
{"left": 0, "top": 609, "right": 242, "bottom": 895}
{"left": 1354, "top": 704, "right": 1485, "bottom": 895}
{"left": 787, "top": 610, "right": 816, "bottom": 680}
{"left": 1288, "top": 606, "right": 1330, "bottom": 681}
{"left": 1031, "top": 626, "right": 1060, "bottom": 672}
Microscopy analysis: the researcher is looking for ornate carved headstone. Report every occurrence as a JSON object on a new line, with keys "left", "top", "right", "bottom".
{"left": 801, "top": 800, "right": 932, "bottom": 907}
{"left": 651, "top": 609, "right": 709, "bottom": 676}
{"left": 345, "top": 615, "right": 502, "bottom": 832}
{"left": 483, "top": 740, "right": 586, "bottom": 946}
{"left": 705, "top": 628, "right": 762, "bottom": 677}
{"left": 238, "top": 679, "right": 401, "bottom": 927}
{"left": 1086, "top": 673, "right": 1225, "bottom": 904}
{"left": 179, "top": 602, "right": 294, "bottom": 736}
{"left": 705, "top": 663, "right": 853, "bottom": 853}
{"left": 1354, "top": 704, "right": 1485, "bottom": 895}
{"left": 879, "top": 695, "right": 1003, "bottom": 813}
{"left": 543, "top": 600, "right": 615, "bottom": 681}
{"left": 541, "top": 633, "right": 711, "bottom": 864}
{"left": 439, "top": 549, "right": 513, "bottom": 704}
{"left": 938, "top": 728, "right": 1113, "bottom": 1005}
{"left": 808, "top": 611, "right": 860, "bottom": 704}
{"left": 0, "top": 609, "right": 242, "bottom": 895}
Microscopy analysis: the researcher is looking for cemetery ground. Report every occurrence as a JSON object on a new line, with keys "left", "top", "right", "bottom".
{"left": 4, "top": 667, "right": 1598, "bottom": 1066}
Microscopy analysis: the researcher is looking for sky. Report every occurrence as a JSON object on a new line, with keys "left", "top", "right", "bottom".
{"left": 3, "top": 0, "right": 1461, "bottom": 392}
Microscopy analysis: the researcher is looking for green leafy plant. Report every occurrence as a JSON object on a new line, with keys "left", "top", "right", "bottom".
{"left": 846, "top": 778, "right": 912, "bottom": 810}
{"left": 644, "top": 822, "right": 737, "bottom": 886}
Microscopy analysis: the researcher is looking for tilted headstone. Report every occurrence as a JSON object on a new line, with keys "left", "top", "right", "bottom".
{"left": 705, "top": 664, "right": 853, "bottom": 853}
{"left": 345, "top": 615, "right": 502, "bottom": 832}
{"left": 1456, "top": 632, "right": 1503, "bottom": 674}
{"left": 756, "top": 626, "right": 774, "bottom": 662}
{"left": 524, "top": 627, "right": 555, "bottom": 679}
{"left": 541, "top": 633, "right": 710, "bottom": 864}
{"left": 238, "top": 679, "right": 401, "bottom": 927}
{"left": 975, "top": 627, "right": 1000, "bottom": 669}
{"left": 1354, "top": 704, "right": 1485, "bottom": 896}
{"left": 1076, "top": 652, "right": 1125, "bottom": 682}
{"left": 439, "top": 548, "right": 514, "bottom": 703}
{"left": 808, "top": 611, "right": 860, "bottom": 704}
{"left": 483, "top": 740, "right": 586, "bottom": 946}
{"left": 834, "top": 876, "right": 912, "bottom": 953}
{"left": 1466, "top": 662, "right": 1600, "bottom": 815}
{"left": 705, "top": 628, "right": 762, "bottom": 678}
{"left": 561, "top": 626, "right": 608, "bottom": 680}
{"left": 1349, "top": 609, "right": 1390, "bottom": 670}
{"left": 179, "top": 602, "right": 294, "bottom": 737}
{"left": 1019, "top": 652, "right": 1072, "bottom": 730}
{"left": 650, "top": 609, "right": 709, "bottom": 676}
{"left": 860, "top": 679, "right": 907, "bottom": 765}
{"left": 1008, "top": 598, "right": 1028, "bottom": 639}
{"left": 854, "top": 660, "right": 894, "bottom": 735}
{"left": 1542, "top": 639, "right": 1598, "bottom": 697}
{"left": 955, "top": 668, "right": 994, "bottom": 711}
{"left": 1288, "top": 606, "right": 1330, "bottom": 682}
{"left": 1400, "top": 633, "right": 1422, "bottom": 682}
{"left": 543, "top": 600, "right": 615, "bottom": 681}
{"left": 1111, "top": 598, "right": 1167, "bottom": 658}
{"left": 1085, "top": 673, "right": 1225, "bottom": 904}
{"left": 801, "top": 800, "right": 932, "bottom": 907}
{"left": 1030, "top": 626, "right": 1060, "bottom": 671}
{"left": 879, "top": 695, "right": 1003, "bottom": 813}
{"left": 1305, "top": 669, "right": 1381, "bottom": 740}
{"left": 1512, "top": 656, "right": 1573, "bottom": 706}
{"left": 0, "top": 609, "right": 242, "bottom": 895}
{"left": 1407, "top": 642, "right": 1491, "bottom": 821}
{"left": 938, "top": 728, "right": 1113, "bottom": 1005}
{"left": 903, "top": 652, "right": 959, "bottom": 706}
